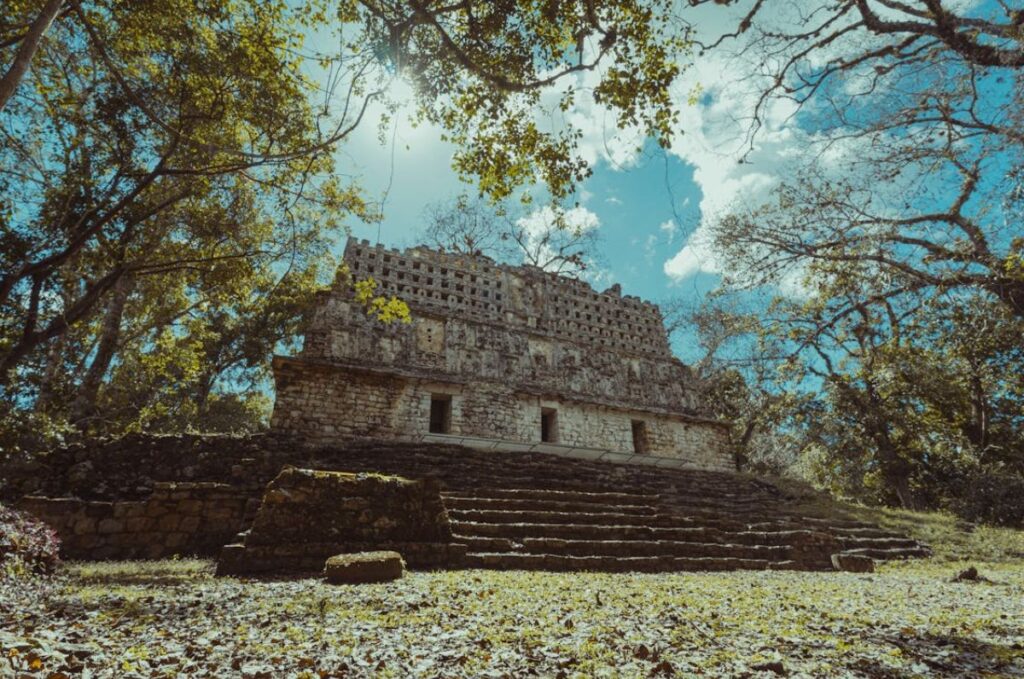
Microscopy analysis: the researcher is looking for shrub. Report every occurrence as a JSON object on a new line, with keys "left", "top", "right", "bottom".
{"left": 0, "top": 503, "right": 61, "bottom": 576}
{"left": 945, "top": 467, "right": 1024, "bottom": 528}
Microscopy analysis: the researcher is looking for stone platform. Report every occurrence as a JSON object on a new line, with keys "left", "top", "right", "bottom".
{"left": 6, "top": 435, "right": 931, "bottom": 573}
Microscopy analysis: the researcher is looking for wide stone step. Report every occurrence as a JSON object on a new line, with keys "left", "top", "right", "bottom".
{"left": 842, "top": 546, "right": 933, "bottom": 560}
{"left": 443, "top": 495, "right": 657, "bottom": 515}
{"left": 445, "top": 488, "right": 660, "bottom": 504}
{"left": 453, "top": 535, "right": 517, "bottom": 552}
{"left": 276, "top": 444, "right": 931, "bottom": 569}
{"left": 839, "top": 537, "right": 924, "bottom": 551}
{"left": 797, "top": 516, "right": 886, "bottom": 530}
{"left": 452, "top": 520, "right": 716, "bottom": 542}
{"left": 462, "top": 552, "right": 806, "bottom": 572}
{"left": 450, "top": 521, "right": 845, "bottom": 556}
{"left": 519, "top": 537, "right": 792, "bottom": 560}
{"left": 831, "top": 526, "right": 909, "bottom": 539}
{"left": 448, "top": 509, "right": 671, "bottom": 527}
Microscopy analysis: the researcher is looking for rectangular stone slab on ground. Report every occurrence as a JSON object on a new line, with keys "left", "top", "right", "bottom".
{"left": 324, "top": 551, "right": 405, "bottom": 583}
{"left": 216, "top": 467, "right": 466, "bottom": 575}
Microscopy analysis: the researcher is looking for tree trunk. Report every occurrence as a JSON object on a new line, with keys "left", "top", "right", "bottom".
{"left": 70, "top": 273, "right": 133, "bottom": 427}
{"left": 890, "top": 472, "right": 917, "bottom": 511}
{"left": 0, "top": 0, "right": 65, "bottom": 112}
{"left": 34, "top": 331, "right": 68, "bottom": 413}
{"left": 0, "top": 267, "right": 125, "bottom": 388}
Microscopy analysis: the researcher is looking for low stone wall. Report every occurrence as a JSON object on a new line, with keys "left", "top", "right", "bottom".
{"left": 218, "top": 468, "right": 466, "bottom": 574}
{"left": 19, "top": 482, "right": 253, "bottom": 560}
{"left": 0, "top": 432, "right": 288, "bottom": 502}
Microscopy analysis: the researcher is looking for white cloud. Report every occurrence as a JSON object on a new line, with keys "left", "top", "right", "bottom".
{"left": 658, "top": 219, "right": 679, "bottom": 243}
{"left": 643, "top": 233, "right": 659, "bottom": 262}
{"left": 653, "top": 0, "right": 893, "bottom": 284}
{"left": 516, "top": 205, "right": 600, "bottom": 237}
{"left": 664, "top": 243, "right": 707, "bottom": 281}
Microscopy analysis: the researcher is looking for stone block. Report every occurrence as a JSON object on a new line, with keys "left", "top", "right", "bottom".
{"left": 176, "top": 499, "right": 203, "bottom": 514}
{"left": 73, "top": 517, "right": 97, "bottom": 535}
{"left": 85, "top": 503, "right": 115, "bottom": 518}
{"left": 97, "top": 518, "right": 124, "bottom": 534}
{"left": 157, "top": 515, "right": 180, "bottom": 531}
{"left": 324, "top": 551, "right": 404, "bottom": 584}
{"left": 165, "top": 532, "right": 188, "bottom": 549}
{"left": 145, "top": 502, "right": 170, "bottom": 518}
{"left": 831, "top": 553, "right": 874, "bottom": 573}
{"left": 122, "top": 504, "right": 147, "bottom": 518}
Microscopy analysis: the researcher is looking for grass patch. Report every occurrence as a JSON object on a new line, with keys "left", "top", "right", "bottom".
{"left": 798, "top": 498, "right": 1024, "bottom": 563}
{"left": 67, "top": 557, "right": 212, "bottom": 585}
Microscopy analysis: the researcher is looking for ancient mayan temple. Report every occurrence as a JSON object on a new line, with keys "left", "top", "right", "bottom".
{"left": 270, "top": 239, "right": 733, "bottom": 471}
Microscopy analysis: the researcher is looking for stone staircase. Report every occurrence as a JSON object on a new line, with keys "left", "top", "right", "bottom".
{"left": 288, "top": 441, "right": 931, "bottom": 572}
{"left": 444, "top": 488, "right": 928, "bottom": 572}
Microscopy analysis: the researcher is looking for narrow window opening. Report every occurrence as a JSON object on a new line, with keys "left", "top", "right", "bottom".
{"left": 541, "top": 408, "right": 558, "bottom": 443}
{"left": 429, "top": 395, "right": 452, "bottom": 434}
{"left": 631, "top": 420, "right": 649, "bottom": 454}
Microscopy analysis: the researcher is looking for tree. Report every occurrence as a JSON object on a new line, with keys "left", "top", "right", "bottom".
{"left": 698, "top": 0, "right": 1024, "bottom": 323}
{"left": 678, "top": 0, "right": 1024, "bottom": 513}
{"left": 661, "top": 291, "right": 802, "bottom": 474}
{"left": 421, "top": 196, "right": 603, "bottom": 278}
{"left": 353, "top": 0, "right": 689, "bottom": 200}
{"left": 0, "top": 0, "right": 366, "bottom": 389}
{"left": 421, "top": 197, "right": 514, "bottom": 259}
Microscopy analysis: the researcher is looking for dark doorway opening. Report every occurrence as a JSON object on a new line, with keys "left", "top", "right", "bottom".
{"left": 541, "top": 408, "right": 558, "bottom": 443}
{"left": 631, "top": 420, "right": 649, "bottom": 454}
{"left": 429, "top": 395, "right": 452, "bottom": 434}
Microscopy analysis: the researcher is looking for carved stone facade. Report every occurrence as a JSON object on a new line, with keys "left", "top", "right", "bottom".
{"left": 270, "top": 240, "right": 732, "bottom": 471}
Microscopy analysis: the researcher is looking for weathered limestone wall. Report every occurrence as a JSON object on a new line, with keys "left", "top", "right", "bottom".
{"left": 18, "top": 483, "right": 252, "bottom": 560}
{"left": 0, "top": 432, "right": 277, "bottom": 502}
{"left": 271, "top": 359, "right": 733, "bottom": 470}
{"left": 300, "top": 297, "right": 701, "bottom": 416}
{"left": 337, "top": 240, "right": 672, "bottom": 358}
{"left": 217, "top": 468, "right": 465, "bottom": 574}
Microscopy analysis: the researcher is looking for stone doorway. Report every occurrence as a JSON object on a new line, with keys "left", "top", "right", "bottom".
{"left": 631, "top": 420, "right": 649, "bottom": 454}
{"left": 429, "top": 395, "right": 452, "bottom": 434}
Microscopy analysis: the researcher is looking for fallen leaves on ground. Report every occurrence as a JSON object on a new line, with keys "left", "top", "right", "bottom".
{"left": 2, "top": 559, "right": 1023, "bottom": 678}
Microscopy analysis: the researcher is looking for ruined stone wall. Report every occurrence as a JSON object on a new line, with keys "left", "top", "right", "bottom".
{"left": 18, "top": 483, "right": 252, "bottom": 560}
{"left": 0, "top": 433, "right": 279, "bottom": 503}
{"left": 270, "top": 240, "right": 732, "bottom": 468}
{"left": 299, "top": 241, "right": 702, "bottom": 416}
{"left": 270, "top": 359, "right": 733, "bottom": 469}
{"left": 338, "top": 240, "right": 672, "bottom": 358}
{"left": 217, "top": 468, "right": 465, "bottom": 574}
{"left": 272, "top": 363, "right": 407, "bottom": 441}
{"left": 301, "top": 300, "right": 701, "bottom": 415}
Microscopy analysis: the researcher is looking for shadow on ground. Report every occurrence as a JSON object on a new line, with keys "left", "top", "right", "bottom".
{"left": 844, "top": 632, "right": 1024, "bottom": 678}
